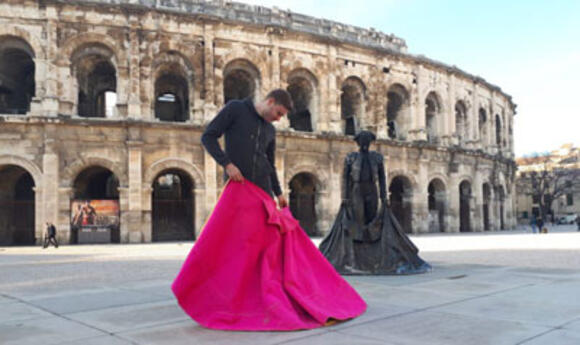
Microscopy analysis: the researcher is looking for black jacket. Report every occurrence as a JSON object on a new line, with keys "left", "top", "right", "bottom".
{"left": 201, "top": 99, "right": 282, "bottom": 197}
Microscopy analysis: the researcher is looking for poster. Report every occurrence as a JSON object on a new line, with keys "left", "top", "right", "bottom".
{"left": 71, "top": 200, "right": 120, "bottom": 228}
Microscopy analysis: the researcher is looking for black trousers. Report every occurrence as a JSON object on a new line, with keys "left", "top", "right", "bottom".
{"left": 43, "top": 235, "right": 59, "bottom": 248}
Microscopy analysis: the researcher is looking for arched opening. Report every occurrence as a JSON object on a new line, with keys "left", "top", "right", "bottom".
{"left": 154, "top": 73, "right": 189, "bottom": 122}
{"left": 479, "top": 108, "right": 487, "bottom": 144}
{"left": 341, "top": 77, "right": 365, "bottom": 136}
{"left": 425, "top": 92, "right": 440, "bottom": 144}
{"left": 0, "top": 37, "right": 35, "bottom": 115}
{"left": 455, "top": 101, "right": 468, "bottom": 145}
{"left": 428, "top": 179, "right": 446, "bottom": 233}
{"left": 287, "top": 70, "right": 317, "bottom": 132}
{"left": 459, "top": 180, "right": 472, "bottom": 232}
{"left": 482, "top": 183, "right": 491, "bottom": 231}
{"left": 289, "top": 173, "right": 319, "bottom": 236}
{"left": 72, "top": 166, "right": 120, "bottom": 243}
{"left": 389, "top": 176, "right": 413, "bottom": 234}
{"left": 73, "top": 44, "right": 117, "bottom": 118}
{"left": 496, "top": 185, "right": 505, "bottom": 230}
{"left": 223, "top": 59, "right": 260, "bottom": 104}
{"left": 495, "top": 114, "right": 502, "bottom": 147}
{"left": 387, "top": 84, "right": 410, "bottom": 140}
{"left": 0, "top": 165, "right": 35, "bottom": 245}
{"left": 152, "top": 169, "right": 195, "bottom": 242}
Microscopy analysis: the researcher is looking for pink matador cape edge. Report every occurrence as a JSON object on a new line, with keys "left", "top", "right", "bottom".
{"left": 172, "top": 180, "right": 367, "bottom": 331}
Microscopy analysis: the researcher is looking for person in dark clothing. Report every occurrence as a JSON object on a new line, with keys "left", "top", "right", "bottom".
{"left": 43, "top": 222, "right": 58, "bottom": 248}
{"left": 201, "top": 89, "right": 293, "bottom": 207}
{"left": 320, "top": 130, "right": 430, "bottom": 275}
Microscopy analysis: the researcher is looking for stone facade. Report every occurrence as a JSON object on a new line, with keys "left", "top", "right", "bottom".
{"left": 515, "top": 144, "right": 580, "bottom": 224}
{"left": 0, "top": 0, "right": 517, "bottom": 245}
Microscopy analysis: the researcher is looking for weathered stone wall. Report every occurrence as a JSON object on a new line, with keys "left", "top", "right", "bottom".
{"left": 0, "top": 0, "right": 517, "bottom": 244}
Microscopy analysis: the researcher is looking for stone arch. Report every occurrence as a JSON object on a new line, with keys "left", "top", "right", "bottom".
{"left": 287, "top": 68, "right": 319, "bottom": 132}
{"left": 455, "top": 100, "right": 468, "bottom": 145}
{"left": 69, "top": 41, "right": 118, "bottom": 117}
{"left": 151, "top": 168, "right": 196, "bottom": 242}
{"left": 459, "top": 179, "right": 472, "bottom": 232}
{"left": 151, "top": 51, "right": 195, "bottom": 122}
{"left": 0, "top": 36, "right": 36, "bottom": 115}
{"left": 145, "top": 158, "right": 205, "bottom": 190}
{"left": 0, "top": 155, "right": 42, "bottom": 187}
{"left": 425, "top": 91, "right": 443, "bottom": 143}
{"left": 387, "top": 170, "right": 418, "bottom": 190}
{"left": 495, "top": 113, "right": 502, "bottom": 147}
{"left": 62, "top": 157, "right": 127, "bottom": 188}
{"left": 428, "top": 177, "right": 447, "bottom": 233}
{"left": 222, "top": 58, "right": 262, "bottom": 104}
{"left": 482, "top": 181, "right": 492, "bottom": 231}
{"left": 388, "top": 174, "right": 414, "bottom": 233}
{"left": 0, "top": 28, "right": 45, "bottom": 60}
{"left": 478, "top": 107, "right": 488, "bottom": 144}
{"left": 387, "top": 83, "right": 411, "bottom": 140}
{"left": 0, "top": 163, "right": 37, "bottom": 245}
{"left": 288, "top": 171, "right": 323, "bottom": 237}
{"left": 57, "top": 33, "right": 125, "bottom": 68}
{"left": 340, "top": 76, "right": 366, "bottom": 135}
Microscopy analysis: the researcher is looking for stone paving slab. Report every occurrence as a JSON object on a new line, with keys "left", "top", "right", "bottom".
{"left": 118, "top": 319, "right": 330, "bottom": 345}
{"left": 519, "top": 328, "right": 580, "bottom": 345}
{"left": 1, "top": 229, "right": 580, "bottom": 345}
{"left": 66, "top": 300, "right": 188, "bottom": 333}
{"left": 334, "top": 310, "right": 550, "bottom": 345}
{"left": 0, "top": 301, "right": 53, "bottom": 324}
{"left": 0, "top": 315, "right": 106, "bottom": 345}
{"left": 28, "top": 288, "right": 169, "bottom": 315}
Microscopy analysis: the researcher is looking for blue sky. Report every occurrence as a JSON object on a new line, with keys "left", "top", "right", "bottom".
{"left": 242, "top": 0, "right": 580, "bottom": 156}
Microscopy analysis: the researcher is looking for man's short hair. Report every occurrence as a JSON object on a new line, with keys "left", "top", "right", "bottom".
{"left": 266, "top": 89, "right": 294, "bottom": 113}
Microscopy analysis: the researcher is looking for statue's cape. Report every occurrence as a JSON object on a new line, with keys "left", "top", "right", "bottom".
{"left": 172, "top": 180, "right": 366, "bottom": 331}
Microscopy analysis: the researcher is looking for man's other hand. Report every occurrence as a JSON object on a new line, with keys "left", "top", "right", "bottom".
{"left": 225, "top": 163, "right": 244, "bottom": 182}
{"left": 277, "top": 195, "right": 288, "bottom": 208}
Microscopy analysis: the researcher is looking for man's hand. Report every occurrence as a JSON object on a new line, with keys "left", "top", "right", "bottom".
{"left": 277, "top": 195, "right": 288, "bottom": 208}
{"left": 225, "top": 163, "right": 244, "bottom": 182}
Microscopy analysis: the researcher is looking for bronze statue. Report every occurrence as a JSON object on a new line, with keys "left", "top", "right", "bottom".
{"left": 319, "top": 131, "right": 431, "bottom": 275}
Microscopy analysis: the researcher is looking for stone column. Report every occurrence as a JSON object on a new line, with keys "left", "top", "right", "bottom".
{"left": 444, "top": 75, "right": 455, "bottom": 146}
{"left": 42, "top": 126, "right": 59, "bottom": 241}
{"left": 203, "top": 24, "right": 217, "bottom": 123}
{"left": 203, "top": 150, "right": 218, "bottom": 223}
{"left": 126, "top": 138, "right": 144, "bottom": 242}
{"left": 127, "top": 24, "right": 142, "bottom": 119}
{"left": 324, "top": 45, "right": 338, "bottom": 133}
{"left": 58, "top": 187, "right": 74, "bottom": 242}
{"left": 409, "top": 66, "right": 426, "bottom": 141}
{"left": 194, "top": 187, "right": 205, "bottom": 237}
{"left": 34, "top": 18, "right": 59, "bottom": 116}
{"left": 414, "top": 158, "right": 430, "bottom": 233}
{"left": 472, "top": 169, "right": 483, "bottom": 232}
{"left": 448, "top": 175, "right": 460, "bottom": 233}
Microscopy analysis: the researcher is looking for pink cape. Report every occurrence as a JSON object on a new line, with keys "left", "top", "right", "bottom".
{"left": 172, "top": 180, "right": 366, "bottom": 331}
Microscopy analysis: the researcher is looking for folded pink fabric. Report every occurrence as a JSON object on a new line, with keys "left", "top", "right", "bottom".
{"left": 172, "top": 180, "right": 366, "bottom": 331}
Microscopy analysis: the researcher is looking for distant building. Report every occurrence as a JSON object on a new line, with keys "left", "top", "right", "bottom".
{"left": 515, "top": 144, "right": 580, "bottom": 224}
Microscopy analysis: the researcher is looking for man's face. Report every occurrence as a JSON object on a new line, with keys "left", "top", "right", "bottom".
{"left": 262, "top": 98, "right": 288, "bottom": 123}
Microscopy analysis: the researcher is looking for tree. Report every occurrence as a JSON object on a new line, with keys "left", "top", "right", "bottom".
{"left": 519, "top": 154, "right": 580, "bottom": 222}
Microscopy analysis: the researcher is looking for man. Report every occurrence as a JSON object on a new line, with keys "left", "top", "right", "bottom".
{"left": 174, "top": 89, "right": 366, "bottom": 331}
{"left": 43, "top": 222, "right": 58, "bottom": 248}
{"left": 201, "top": 89, "right": 292, "bottom": 207}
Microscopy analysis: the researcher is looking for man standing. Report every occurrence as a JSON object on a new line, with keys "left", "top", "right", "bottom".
{"left": 201, "top": 89, "right": 293, "bottom": 207}
{"left": 173, "top": 90, "right": 366, "bottom": 331}
{"left": 43, "top": 222, "right": 58, "bottom": 248}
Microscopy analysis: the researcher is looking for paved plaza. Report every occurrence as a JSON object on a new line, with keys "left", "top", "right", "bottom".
{"left": 1, "top": 225, "right": 580, "bottom": 345}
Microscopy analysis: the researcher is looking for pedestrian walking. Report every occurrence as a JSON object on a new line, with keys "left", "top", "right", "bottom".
{"left": 530, "top": 215, "right": 538, "bottom": 233}
{"left": 43, "top": 222, "right": 58, "bottom": 248}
